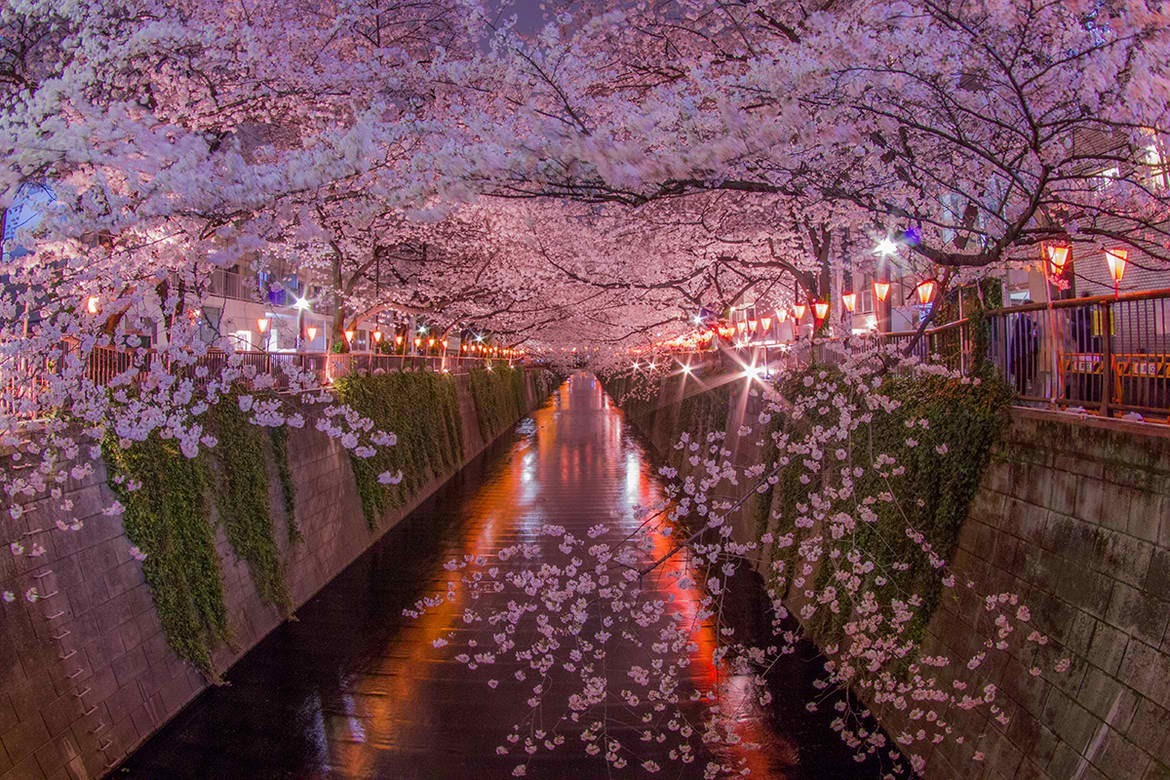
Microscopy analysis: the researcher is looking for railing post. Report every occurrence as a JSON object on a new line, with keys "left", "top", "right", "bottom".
{"left": 1100, "top": 301, "right": 1113, "bottom": 418}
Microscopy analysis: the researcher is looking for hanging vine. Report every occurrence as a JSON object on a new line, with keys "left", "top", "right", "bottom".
{"left": 103, "top": 434, "right": 228, "bottom": 679}
{"left": 335, "top": 371, "right": 465, "bottom": 528}
{"left": 206, "top": 391, "right": 292, "bottom": 613}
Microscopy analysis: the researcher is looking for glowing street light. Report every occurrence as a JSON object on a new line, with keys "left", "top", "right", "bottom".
{"left": 1044, "top": 244, "right": 1071, "bottom": 279}
{"left": 916, "top": 279, "right": 937, "bottom": 305}
{"left": 293, "top": 297, "right": 311, "bottom": 311}
{"left": 874, "top": 238, "right": 898, "bottom": 256}
{"left": 1105, "top": 248, "right": 1128, "bottom": 297}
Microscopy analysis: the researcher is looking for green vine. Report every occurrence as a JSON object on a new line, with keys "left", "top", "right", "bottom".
{"left": 606, "top": 364, "right": 1010, "bottom": 673}
{"left": 103, "top": 434, "right": 228, "bottom": 678}
{"left": 268, "top": 425, "right": 301, "bottom": 543}
{"left": 469, "top": 365, "right": 527, "bottom": 440}
{"left": 770, "top": 367, "right": 1011, "bottom": 648}
{"left": 335, "top": 371, "right": 465, "bottom": 528}
{"left": 206, "top": 392, "right": 291, "bottom": 613}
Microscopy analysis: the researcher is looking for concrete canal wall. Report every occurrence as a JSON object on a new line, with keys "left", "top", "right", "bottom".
{"left": 0, "top": 368, "right": 553, "bottom": 779}
{"left": 612, "top": 369, "right": 1170, "bottom": 779}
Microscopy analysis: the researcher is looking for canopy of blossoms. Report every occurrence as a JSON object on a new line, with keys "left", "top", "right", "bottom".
{"left": 2, "top": 0, "right": 1168, "bottom": 774}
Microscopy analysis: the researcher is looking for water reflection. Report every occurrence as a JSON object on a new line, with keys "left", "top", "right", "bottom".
{"left": 119, "top": 372, "right": 874, "bottom": 779}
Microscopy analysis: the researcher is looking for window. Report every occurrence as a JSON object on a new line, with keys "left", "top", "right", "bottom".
{"left": 1091, "top": 166, "right": 1120, "bottom": 191}
{"left": 1141, "top": 137, "right": 1170, "bottom": 191}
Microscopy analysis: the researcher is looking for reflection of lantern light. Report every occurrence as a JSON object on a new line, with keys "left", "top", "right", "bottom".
{"left": 793, "top": 303, "right": 807, "bottom": 320}
{"left": 1045, "top": 244, "right": 1070, "bottom": 278}
{"left": 761, "top": 316, "right": 772, "bottom": 330}
{"left": 916, "top": 279, "right": 937, "bottom": 305}
{"left": 873, "top": 281, "right": 890, "bottom": 303}
{"left": 372, "top": 330, "right": 382, "bottom": 343}
{"left": 842, "top": 292, "right": 857, "bottom": 312}
{"left": 814, "top": 301, "right": 830, "bottom": 320}
{"left": 306, "top": 326, "right": 318, "bottom": 343}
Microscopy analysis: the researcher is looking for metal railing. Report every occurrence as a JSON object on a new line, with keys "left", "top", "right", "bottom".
{"left": 677, "top": 289, "right": 1170, "bottom": 421}
{"left": 0, "top": 347, "right": 513, "bottom": 419}
{"left": 81, "top": 349, "right": 505, "bottom": 390}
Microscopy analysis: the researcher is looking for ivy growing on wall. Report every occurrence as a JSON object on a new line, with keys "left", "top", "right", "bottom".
{"left": 268, "top": 425, "right": 301, "bottom": 543}
{"left": 104, "top": 392, "right": 303, "bottom": 677}
{"left": 606, "top": 363, "right": 1010, "bottom": 668}
{"left": 469, "top": 364, "right": 526, "bottom": 441}
{"left": 769, "top": 367, "right": 1011, "bottom": 646}
{"left": 335, "top": 371, "right": 465, "bottom": 528}
{"left": 206, "top": 392, "right": 292, "bottom": 613}
{"left": 103, "top": 434, "right": 229, "bottom": 678}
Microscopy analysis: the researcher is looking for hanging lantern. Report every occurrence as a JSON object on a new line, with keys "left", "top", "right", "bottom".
{"left": 793, "top": 303, "right": 807, "bottom": 320}
{"left": 1045, "top": 244, "right": 1071, "bottom": 278}
{"left": 775, "top": 308, "right": 788, "bottom": 322}
{"left": 306, "top": 326, "right": 318, "bottom": 343}
{"left": 813, "top": 301, "right": 830, "bottom": 321}
{"left": 842, "top": 292, "right": 857, "bottom": 313}
{"left": 85, "top": 296, "right": 101, "bottom": 315}
{"left": 916, "top": 279, "right": 937, "bottom": 305}
{"left": 395, "top": 334, "right": 404, "bottom": 346}
{"left": 344, "top": 329, "right": 355, "bottom": 342}
{"left": 428, "top": 337, "right": 435, "bottom": 348}
{"left": 736, "top": 320, "right": 747, "bottom": 334}
{"left": 1105, "top": 247, "right": 1128, "bottom": 287}
{"left": 257, "top": 317, "right": 270, "bottom": 333}
{"left": 748, "top": 318, "right": 758, "bottom": 332}
{"left": 462, "top": 343, "right": 468, "bottom": 352}
{"left": 873, "top": 281, "right": 890, "bottom": 303}
{"left": 414, "top": 337, "right": 422, "bottom": 348}
{"left": 761, "top": 316, "right": 772, "bottom": 331}
{"left": 372, "top": 330, "right": 383, "bottom": 343}
{"left": 442, "top": 339, "right": 449, "bottom": 349}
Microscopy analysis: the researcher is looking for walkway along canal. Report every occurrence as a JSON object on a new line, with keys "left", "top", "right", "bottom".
{"left": 116, "top": 374, "right": 886, "bottom": 778}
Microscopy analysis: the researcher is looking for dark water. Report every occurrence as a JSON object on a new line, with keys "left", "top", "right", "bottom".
{"left": 117, "top": 373, "right": 882, "bottom": 779}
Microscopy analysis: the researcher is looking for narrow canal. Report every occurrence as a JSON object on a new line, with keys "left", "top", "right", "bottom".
{"left": 117, "top": 374, "right": 881, "bottom": 779}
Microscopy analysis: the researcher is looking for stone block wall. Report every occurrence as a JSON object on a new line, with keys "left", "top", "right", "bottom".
{"left": 0, "top": 369, "right": 549, "bottom": 779}
{"left": 611, "top": 367, "right": 1170, "bottom": 779}
{"left": 907, "top": 410, "right": 1170, "bottom": 779}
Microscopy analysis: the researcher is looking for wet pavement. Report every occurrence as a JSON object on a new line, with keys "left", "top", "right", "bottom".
{"left": 117, "top": 373, "right": 881, "bottom": 779}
